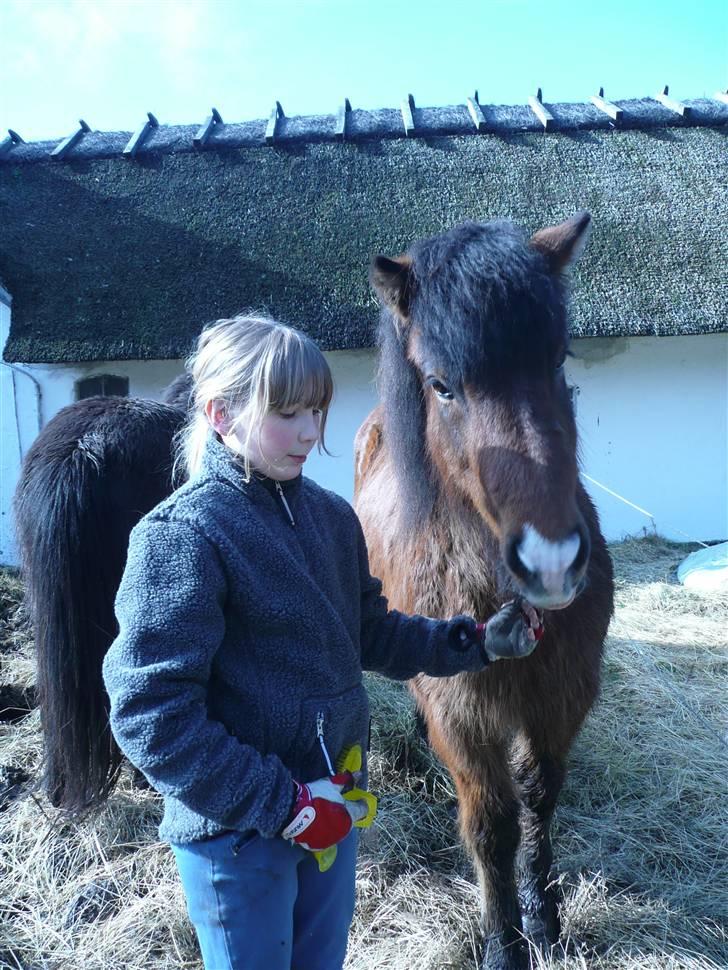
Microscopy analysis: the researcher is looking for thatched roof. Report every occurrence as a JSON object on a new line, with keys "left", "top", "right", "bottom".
{"left": 1, "top": 95, "right": 727, "bottom": 362}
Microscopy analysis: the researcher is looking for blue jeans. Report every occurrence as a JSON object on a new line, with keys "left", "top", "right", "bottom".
{"left": 171, "top": 829, "right": 358, "bottom": 970}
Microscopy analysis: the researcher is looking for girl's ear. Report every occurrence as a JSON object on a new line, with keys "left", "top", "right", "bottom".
{"left": 205, "top": 399, "right": 232, "bottom": 435}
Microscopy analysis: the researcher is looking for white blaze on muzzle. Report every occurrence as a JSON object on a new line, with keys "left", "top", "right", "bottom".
{"left": 517, "top": 524, "right": 581, "bottom": 597}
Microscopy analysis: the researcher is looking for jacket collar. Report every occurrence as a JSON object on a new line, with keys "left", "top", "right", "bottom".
{"left": 199, "top": 432, "right": 303, "bottom": 504}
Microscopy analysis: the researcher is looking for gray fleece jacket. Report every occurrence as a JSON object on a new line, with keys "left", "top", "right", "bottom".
{"left": 102, "top": 433, "right": 486, "bottom": 844}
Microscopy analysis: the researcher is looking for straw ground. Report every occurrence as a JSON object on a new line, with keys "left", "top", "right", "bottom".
{"left": 1, "top": 536, "right": 726, "bottom": 969}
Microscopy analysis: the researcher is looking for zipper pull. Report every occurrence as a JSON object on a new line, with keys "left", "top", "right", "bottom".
{"left": 274, "top": 480, "right": 296, "bottom": 527}
{"left": 316, "top": 710, "right": 335, "bottom": 776}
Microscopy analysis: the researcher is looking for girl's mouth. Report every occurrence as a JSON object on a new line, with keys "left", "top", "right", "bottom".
{"left": 288, "top": 455, "right": 307, "bottom": 464}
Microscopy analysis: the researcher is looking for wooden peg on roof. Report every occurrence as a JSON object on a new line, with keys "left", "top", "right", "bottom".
{"left": 335, "top": 98, "right": 352, "bottom": 141}
{"left": 654, "top": 85, "right": 691, "bottom": 117}
{"left": 401, "top": 93, "right": 415, "bottom": 136}
{"left": 194, "top": 108, "right": 223, "bottom": 148}
{"left": 527, "top": 88, "right": 554, "bottom": 130}
{"left": 590, "top": 87, "right": 623, "bottom": 122}
{"left": 123, "top": 112, "right": 160, "bottom": 158}
{"left": 466, "top": 90, "right": 486, "bottom": 131}
{"left": 265, "top": 102, "right": 285, "bottom": 144}
{"left": 0, "top": 129, "right": 24, "bottom": 158}
{"left": 51, "top": 119, "right": 91, "bottom": 161}
{"left": 713, "top": 88, "right": 728, "bottom": 106}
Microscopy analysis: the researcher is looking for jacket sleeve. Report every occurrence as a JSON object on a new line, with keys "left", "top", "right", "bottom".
{"left": 352, "top": 514, "right": 487, "bottom": 679}
{"left": 102, "top": 516, "right": 293, "bottom": 838}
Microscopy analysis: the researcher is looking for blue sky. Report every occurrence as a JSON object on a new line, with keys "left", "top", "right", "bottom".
{"left": 1, "top": 0, "right": 727, "bottom": 141}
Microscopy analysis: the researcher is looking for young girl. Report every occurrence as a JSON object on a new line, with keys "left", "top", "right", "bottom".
{"left": 102, "top": 314, "right": 541, "bottom": 970}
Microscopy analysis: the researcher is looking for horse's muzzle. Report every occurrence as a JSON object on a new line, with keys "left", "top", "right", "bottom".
{"left": 505, "top": 522, "right": 591, "bottom": 610}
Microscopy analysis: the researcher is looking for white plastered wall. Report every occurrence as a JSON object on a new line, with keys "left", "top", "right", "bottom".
{"left": 568, "top": 333, "right": 727, "bottom": 544}
{"left": 1, "top": 335, "right": 726, "bottom": 565}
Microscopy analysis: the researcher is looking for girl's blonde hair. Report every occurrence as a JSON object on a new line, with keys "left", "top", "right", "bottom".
{"left": 176, "top": 313, "right": 333, "bottom": 480}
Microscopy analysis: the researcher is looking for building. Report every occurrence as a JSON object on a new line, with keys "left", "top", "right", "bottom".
{"left": 1, "top": 91, "right": 727, "bottom": 563}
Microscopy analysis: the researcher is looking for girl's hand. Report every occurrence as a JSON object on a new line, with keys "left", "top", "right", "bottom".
{"left": 451, "top": 600, "right": 544, "bottom": 663}
{"left": 280, "top": 775, "right": 368, "bottom": 851}
{"left": 476, "top": 599, "right": 544, "bottom": 660}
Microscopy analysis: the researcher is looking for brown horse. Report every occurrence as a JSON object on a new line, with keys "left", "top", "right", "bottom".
{"left": 354, "top": 214, "right": 614, "bottom": 970}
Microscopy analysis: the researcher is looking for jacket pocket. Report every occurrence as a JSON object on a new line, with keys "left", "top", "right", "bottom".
{"left": 295, "top": 683, "right": 370, "bottom": 782}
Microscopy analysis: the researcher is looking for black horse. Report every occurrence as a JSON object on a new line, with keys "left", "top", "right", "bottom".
{"left": 14, "top": 386, "right": 190, "bottom": 811}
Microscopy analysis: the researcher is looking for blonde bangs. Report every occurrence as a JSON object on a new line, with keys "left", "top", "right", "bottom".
{"left": 265, "top": 333, "right": 334, "bottom": 414}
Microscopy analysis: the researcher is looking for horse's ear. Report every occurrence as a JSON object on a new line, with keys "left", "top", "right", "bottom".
{"left": 369, "top": 254, "right": 414, "bottom": 324}
{"left": 529, "top": 211, "right": 591, "bottom": 274}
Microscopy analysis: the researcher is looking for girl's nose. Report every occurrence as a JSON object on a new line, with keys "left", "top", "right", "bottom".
{"left": 300, "top": 412, "right": 320, "bottom": 442}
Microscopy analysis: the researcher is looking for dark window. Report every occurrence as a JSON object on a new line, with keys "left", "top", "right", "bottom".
{"left": 76, "top": 374, "right": 129, "bottom": 400}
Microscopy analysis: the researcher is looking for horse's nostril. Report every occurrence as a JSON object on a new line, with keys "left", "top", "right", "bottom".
{"left": 571, "top": 523, "right": 591, "bottom": 578}
{"left": 505, "top": 531, "right": 533, "bottom": 585}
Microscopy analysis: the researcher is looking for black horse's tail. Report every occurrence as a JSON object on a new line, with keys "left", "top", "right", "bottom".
{"left": 14, "top": 396, "right": 187, "bottom": 813}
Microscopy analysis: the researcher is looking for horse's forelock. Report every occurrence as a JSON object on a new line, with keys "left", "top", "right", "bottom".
{"left": 408, "top": 221, "right": 565, "bottom": 381}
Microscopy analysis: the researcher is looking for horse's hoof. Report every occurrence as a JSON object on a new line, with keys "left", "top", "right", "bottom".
{"left": 480, "top": 934, "right": 527, "bottom": 970}
{"left": 519, "top": 881, "right": 562, "bottom": 950}
{"left": 521, "top": 905, "right": 561, "bottom": 951}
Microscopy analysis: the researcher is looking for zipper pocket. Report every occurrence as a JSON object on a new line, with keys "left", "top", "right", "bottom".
{"left": 316, "top": 711, "right": 335, "bottom": 776}
{"left": 231, "top": 831, "right": 259, "bottom": 856}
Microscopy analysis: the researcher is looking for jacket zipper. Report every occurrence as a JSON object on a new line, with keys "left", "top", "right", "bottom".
{"left": 316, "top": 711, "right": 335, "bottom": 776}
{"left": 274, "top": 481, "right": 296, "bottom": 527}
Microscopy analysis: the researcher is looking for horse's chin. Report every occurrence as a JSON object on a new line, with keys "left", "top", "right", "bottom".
{"left": 521, "top": 576, "right": 586, "bottom": 611}
{"left": 536, "top": 592, "right": 576, "bottom": 611}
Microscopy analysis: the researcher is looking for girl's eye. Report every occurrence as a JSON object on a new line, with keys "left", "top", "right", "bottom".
{"left": 428, "top": 378, "right": 454, "bottom": 401}
{"left": 278, "top": 407, "right": 322, "bottom": 419}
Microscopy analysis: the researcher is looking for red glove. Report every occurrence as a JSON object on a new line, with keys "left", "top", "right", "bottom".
{"left": 280, "top": 774, "right": 367, "bottom": 851}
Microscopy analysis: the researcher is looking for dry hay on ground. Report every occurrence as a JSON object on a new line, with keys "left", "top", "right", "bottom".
{"left": 0, "top": 536, "right": 726, "bottom": 970}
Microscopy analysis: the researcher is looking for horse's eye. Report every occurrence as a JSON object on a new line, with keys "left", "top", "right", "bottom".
{"left": 428, "top": 378, "right": 454, "bottom": 401}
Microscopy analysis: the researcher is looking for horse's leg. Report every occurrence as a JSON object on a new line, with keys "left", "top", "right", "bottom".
{"left": 512, "top": 644, "right": 601, "bottom": 954}
{"left": 451, "top": 744, "right": 526, "bottom": 970}
{"left": 511, "top": 736, "right": 566, "bottom": 951}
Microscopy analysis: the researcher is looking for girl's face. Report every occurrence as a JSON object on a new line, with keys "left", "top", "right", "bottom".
{"left": 206, "top": 400, "right": 321, "bottom": 481}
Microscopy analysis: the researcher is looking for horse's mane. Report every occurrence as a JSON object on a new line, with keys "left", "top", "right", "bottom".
{"left": 377, "top": 313, "right": 437, "bottom": 526}
{"left": 162, "top": 372, "right": 194, "bottom": 414}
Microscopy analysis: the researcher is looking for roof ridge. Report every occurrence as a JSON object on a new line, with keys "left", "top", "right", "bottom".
{"left": 2, "top": 90, "right": 727, "bottom": 163}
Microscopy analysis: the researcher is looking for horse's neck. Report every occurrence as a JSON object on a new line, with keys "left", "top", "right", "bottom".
{"left": 423, "top": 498, "right": 502, "bottom": 618}
{"left": 369, "top": 484, "right": 502, "bottom": 621}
